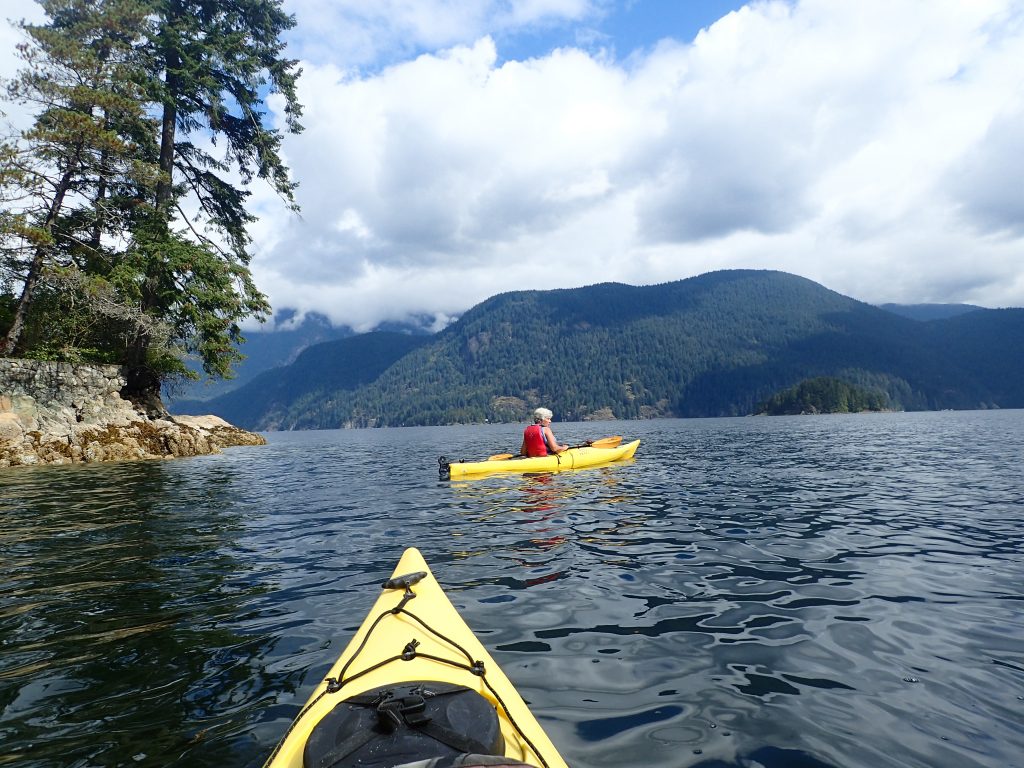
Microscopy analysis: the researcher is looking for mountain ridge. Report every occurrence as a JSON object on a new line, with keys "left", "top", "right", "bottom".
{"left": 878, "top": 303, "right": 985, "bottom": 321}
{"left": 170, "top": 270, "right": 1024, "bottom": 429}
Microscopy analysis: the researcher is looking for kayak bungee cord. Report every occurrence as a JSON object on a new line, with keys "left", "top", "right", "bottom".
{"left": 263, "top": 572, "right": 553, "bottom": 768}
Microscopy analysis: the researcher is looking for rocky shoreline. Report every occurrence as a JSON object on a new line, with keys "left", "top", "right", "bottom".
{"left": 0, "top": 358, "right": 265, "bottom": 468}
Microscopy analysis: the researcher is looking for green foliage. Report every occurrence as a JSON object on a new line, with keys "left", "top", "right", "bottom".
{"left": 0, "top": 0, "right": 158, "bottom": 357}
{"left": 9, "top": 276, "right": 129, "bottom": 364}
{"left": 0, "top": 0, "right": 301, "bottom": 400}
{"left": 149, "top": 0, "right": 303, "bottom": 245}
{"left": 182, "top": 271, "right": 1024, "bottom": 430}
{"left": 117, "top": 218, "right": 270, "bottom": 378}
{"left": 755, "top": 377, "right": 888, "bottom": 415}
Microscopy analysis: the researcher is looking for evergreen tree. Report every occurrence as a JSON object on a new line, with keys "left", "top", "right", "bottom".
{"left": 755, "top": 376, "right": 889, "bottom": 415}
{"left": 0, "top": 0, "right": 303, "bottom": 409}
{"left": 122, "top": 0, "right": 302, "bottom": 402}
{"left": 1, "top": 0, "right": 159, "bottom": 360}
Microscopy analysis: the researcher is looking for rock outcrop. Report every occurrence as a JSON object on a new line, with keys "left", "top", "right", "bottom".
{"left": 0, "top": 358, "right": 265, "bottom": 468}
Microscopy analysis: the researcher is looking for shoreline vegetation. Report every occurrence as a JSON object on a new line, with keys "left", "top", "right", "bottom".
{"left": 1, "top": 0, "right": 301, "bottom": 435}
{"left": 1, "top": 357, "right": 1008, "bottom": 467}
{"left": 11, "top": 268, "right": 1017, "bottom": 453}
{"left": 0, "top": 358, "right": 928, "bottom": 469}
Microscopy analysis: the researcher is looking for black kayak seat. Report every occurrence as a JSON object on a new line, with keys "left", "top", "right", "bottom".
{"left": 303, "top": 681, "right": 508, "bottom": 768}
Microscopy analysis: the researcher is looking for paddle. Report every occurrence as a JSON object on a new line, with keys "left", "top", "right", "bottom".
{"left": 487, "top": 435, "right": 623, "bottom": 461}
{"left": 581, "top": 435, "right": 623, "bottom": 449}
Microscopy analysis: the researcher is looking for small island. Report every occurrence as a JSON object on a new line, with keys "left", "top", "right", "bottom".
{"left": 755, "top": 376, "right": 889, "bottom": 415}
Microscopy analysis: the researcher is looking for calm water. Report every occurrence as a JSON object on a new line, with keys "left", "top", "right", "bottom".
{"left": 2, "top": 412, "right": 1023, "bottom": 768}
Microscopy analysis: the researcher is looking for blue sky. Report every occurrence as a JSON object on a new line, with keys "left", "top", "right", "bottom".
{"left": 279, "top": 0, "right": 753, "bottom": 73}
{"left": 494, "top": 1, "right": 751, "bottom": 63}
{"left": 3, "top": 0, "right": 1024, "bottom": 330}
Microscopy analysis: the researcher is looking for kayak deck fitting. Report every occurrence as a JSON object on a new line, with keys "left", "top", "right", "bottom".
{"left": 263, "top": 547, "right": 568, "bottom": 768}
{"left": 439, "top": 439, "right": 640, "bottom": 480}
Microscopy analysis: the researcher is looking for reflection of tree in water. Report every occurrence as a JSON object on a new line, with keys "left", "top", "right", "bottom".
{"left": 0, "top": 461, "right": 284, "bottom": 767}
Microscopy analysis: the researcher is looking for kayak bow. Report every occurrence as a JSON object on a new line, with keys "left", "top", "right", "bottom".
{"left": 263, "top": 547, "right": 568, "bottom": 768}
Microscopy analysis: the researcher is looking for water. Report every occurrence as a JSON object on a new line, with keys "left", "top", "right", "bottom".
{"left": 1, "top": 411, "right": 1022, "bottom": 768}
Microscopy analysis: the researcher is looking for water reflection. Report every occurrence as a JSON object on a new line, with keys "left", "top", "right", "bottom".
{"left": 2, "top": 412, "right": 1023, "bottom": 768}
{"left": 0, "top": 460, "right": 286, "bottom": 767}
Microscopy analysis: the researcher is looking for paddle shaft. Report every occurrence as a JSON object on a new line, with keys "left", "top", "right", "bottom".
{"left": 488, "top": 435, "right": 623, "bottom": 461}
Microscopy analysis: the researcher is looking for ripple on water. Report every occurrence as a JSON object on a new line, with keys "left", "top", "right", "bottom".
{"left": 1, "top": 413, "right": 1023, "bottom": 768}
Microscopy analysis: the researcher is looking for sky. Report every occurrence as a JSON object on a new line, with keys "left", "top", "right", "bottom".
{"left": 2, "top": 0, "right": 1024, "bottom": 332}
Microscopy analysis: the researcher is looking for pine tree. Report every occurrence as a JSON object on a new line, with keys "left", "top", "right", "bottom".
{"left": 121, "top": 0, "right": 303, "bottom": 403}
{"left": 0, "top": 0, "right": 303, "bottom": 410}
{"left": 1, "top": 0, "right": 159, "bottom": 360}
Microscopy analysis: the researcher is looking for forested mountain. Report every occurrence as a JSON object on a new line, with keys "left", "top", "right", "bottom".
{"left": 166, "top": 313, "right": 354, "bottom": 404}
{"left": 923, "top": 309, "right": 1024, "bottom": 406}
{"left": 177, "top": 270, "right": 1024, "bottom": 430}
{"left": 170, "top": 331, "right": 430, "bottom": 429}
{"left": 165, "top": 313, "right": 434, "bottom": 404}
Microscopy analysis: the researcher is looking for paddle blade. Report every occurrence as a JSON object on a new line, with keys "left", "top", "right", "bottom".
{"left": 488, "top": 452, "right": 515, "bottom": 461}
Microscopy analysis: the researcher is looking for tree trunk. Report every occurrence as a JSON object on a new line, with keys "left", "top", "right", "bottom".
{"left": 1, "top": 251, "right": 45, "bottom": 356}
{"left": 156, "top": 48, "right": 178, "bottom": 214}
{"left": 121, "top": 359, "right": 168, "bottom": 417}
{"left": 118, "top": 45, "right": 179, "bottom": 411}
{"left": 1, "top": 169, "right": 76, "bottom": 355}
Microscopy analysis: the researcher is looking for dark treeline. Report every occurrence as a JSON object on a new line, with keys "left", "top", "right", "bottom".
{"left": 755, "top": 377, "right": 889, "bottom": 415}
{"left": 173, "top": 270, "right": 1024, "bottom": 430}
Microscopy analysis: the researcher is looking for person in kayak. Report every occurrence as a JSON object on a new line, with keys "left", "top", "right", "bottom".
{"left": 521, "top": 407, "right": 569, "bottom": 457}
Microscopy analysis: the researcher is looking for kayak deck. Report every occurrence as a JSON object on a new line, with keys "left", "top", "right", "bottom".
{"left": 264, "top": 547, "right": 567, "bottom": 768}
{"left": 440, "top": 439, "right": 639, "bottom": 480}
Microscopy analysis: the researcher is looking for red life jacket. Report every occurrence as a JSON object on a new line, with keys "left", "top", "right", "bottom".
{"left": 522, "top": 424, "right": 548, "bottom": 456}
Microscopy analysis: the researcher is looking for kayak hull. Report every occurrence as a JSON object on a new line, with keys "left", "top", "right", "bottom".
{"left": 441, "top": 439, "right": 639, "bottom": 480}
{"left": 264, "top": 547, "right": 567, "bottom": 768}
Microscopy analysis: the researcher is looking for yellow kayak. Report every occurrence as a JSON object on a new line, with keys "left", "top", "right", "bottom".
{"left": 263, "top": 547, "right": 568, "bottom": 768}
{"left": 439, "top": 439, "right": 640, "bottom": 480}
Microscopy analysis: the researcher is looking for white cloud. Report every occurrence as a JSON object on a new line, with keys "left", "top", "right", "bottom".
{"left": 4, "top": 0, "right": 1023, "bottom": 330}
{"left": 282, "top": 0, "right": 606, "bottom": 67}
{"left": 253, "top": 35, "right": 650, "bottom": 318}
{"left": 946, "top": 102, "right": 1024, "bottom": 236}
{"left": 248, "top": 0, "right": 1024, "bottom": 328}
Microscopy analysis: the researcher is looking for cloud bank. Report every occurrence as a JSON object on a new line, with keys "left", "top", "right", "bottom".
{"left": 250, "top": 0, "right": 1024, "bottom": 330}
{"left": 6, "top": 0, "right": 1022, "bottom": 329}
